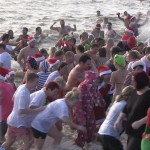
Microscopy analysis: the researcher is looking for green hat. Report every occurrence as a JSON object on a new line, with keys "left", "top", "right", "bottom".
{"left": 84, "top": 44, "right": 91, "bottom": 51}
{"left": 114, "top": 54, "right": 126, "bottom": 67}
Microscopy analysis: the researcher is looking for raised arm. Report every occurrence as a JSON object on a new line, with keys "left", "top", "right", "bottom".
{"left": 70, "top": 24, "right": 77, "bottom": 32}
{"left": 117, "top": 13, "right": 125, "bottom": 22}
{"left": 50, "top": 22, "right": 60, "bottom": 31}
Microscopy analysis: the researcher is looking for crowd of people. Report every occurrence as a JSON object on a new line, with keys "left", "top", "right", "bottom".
{"left": 0, "top": 10, "right": 150, "bottom": 150}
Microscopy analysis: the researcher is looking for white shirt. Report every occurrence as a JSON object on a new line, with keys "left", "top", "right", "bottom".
{"left": 30, "top": 89, "right": 47, "bottom": 108}
{"left": 31, "top": 98, "right": 69, "bottom": 133}
{"left": 0, "top": 52, "right": 11, "bottom": 69}
{"left": 7, "top": 84, "right": 32, "bottom": 127}
{"left": 44, "top": 70, "right": 61, "bottom": 85}
{"left": 98, "top": 100, "right": 126, "bottom": 139}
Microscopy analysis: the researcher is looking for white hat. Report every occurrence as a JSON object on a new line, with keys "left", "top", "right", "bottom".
{"left": 131, "top": 60, "right": 145, "bottom": 70}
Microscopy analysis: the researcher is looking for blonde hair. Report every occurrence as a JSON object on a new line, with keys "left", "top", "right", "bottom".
{"left": 54, "top": 76, "right": 66, "bottom": 88}
{"left": 48, "top": 47, "right": 57, "bottom": 58}
{"left": 65, "top": 87, "right": 80, "bottom": 102}
{"left": 116, "top": 86, "right": 134, "bottom": 102}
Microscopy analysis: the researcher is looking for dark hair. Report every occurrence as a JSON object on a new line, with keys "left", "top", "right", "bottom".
{"left": 107, "top": 22, "right": 112, "bottom": 26}
{"left": 128, "top": 50, "right": 140, "bottom": 60}
{"left": 111, "top": 46, "right": 122, "bottom": 57}
{"left": 95, "top": 37, "right": 105, "bottom": 43}
{"left": 77, "top": 45, "right": 84, "bottom": 53}
{"left": 99, "top": 48, "right": 106, "bottom": 57}
{"left": 91, "top": 44, "right": 98, "bottom": 49}
{"left": 79, "top": 54, "right": 91, "bottom": 63}
{"left": 0, "top": 44, "right": 6, "bottom": 50}
{"left": 58, "top": 61, "right": 67, "bottom": 71}
{"left": 40, "top": 48, "right": 48, "bottom": 55}
{"left": 54, "top": 50, "right": 64, "bottom": 57}
{"left": 36, "top": 27, "right": 41, "bottom": 32}
{"left": 1, "top": 34, "right": 9, "bottom": 41}
{"left": 133, "top": 71, "right": 149, "bottom": 90}
{"left": 26, "top": 72, "right": 39, "bottom": 82}
{"left": 23, "top": 27, "right": 28, "bottom": 32}
{"left": 27, "top": 56, "right": 39, "bottom": 70}
{"left": 117, "top": 41, "right": 131, "bottom": 52}
{"left": 45, "top": 81, "right": 59, "bottom": 90}
{"left": 145, "top": 47, "right": 150, "bottom": 55}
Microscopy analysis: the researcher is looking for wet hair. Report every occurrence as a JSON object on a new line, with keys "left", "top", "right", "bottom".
{"left": 79, "top": 54, "right": 91, "bottom": 63}
{"left": 98, "top": 48, "right": 106, "bottom": 57}
{"left": 1, "top": 33, "right": 9, "bottom": 41}
{"left": 77, "top": 45, "right": 85, "bottom": 53}
{"left": 57, "top": 61, "right": 67, "bottom": 71}
{"left": 45, "top": 81, "right": 59, "bottom": 91}
{"left": 23, "top": 27, "right": 28, "bottom": 32}
{"left": 65, "top": 87, "right": 80, "bottom": 102}
{"left": 36, "top": 27, "right": 41, "bottom": 32}
{"left": 145, "top": 47, "right": 150, "bottom": 55}
{"left": 128, "top": 50, "right": 140, "bottom": 60}
{"left": 107, "top": 22, "right": 112, "bottom": 26}
{"left": 54, "top": 50, "right": 64, "bottom": 57}
{"left": 0, "top": 44, "right": 6, "bottom": 50}
{"left": 133, "top": 71, "right": 149, "bottom": 91}
{"left": 116, "top": 86, "right": 134, "bottom": 102}
{"left": 111, "top": 46, "right": 122, "bottom": 57}
{"left": 26, "top": 72, "right": 39, "bottom": 82}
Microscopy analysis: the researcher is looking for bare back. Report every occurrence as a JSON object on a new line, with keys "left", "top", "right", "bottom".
{"left": 66, "top": 65, "right": 85, "bottom": 91}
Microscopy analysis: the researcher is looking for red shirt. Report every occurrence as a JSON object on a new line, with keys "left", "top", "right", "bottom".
{"left": 0, "top": 81, "right": 15, "bottom": 121}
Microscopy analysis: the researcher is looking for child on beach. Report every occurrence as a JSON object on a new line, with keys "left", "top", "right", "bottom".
{"left": 0, "top": 73, "right": 45, "bottom": 150}
{"left": 98, "top": 86, "right": 134, "bottom": 150}
{"left": 31, "top": 87, "right": 86, "bottom": 150}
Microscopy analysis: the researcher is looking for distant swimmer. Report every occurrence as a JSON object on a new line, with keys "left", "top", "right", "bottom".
{"left": 117, "top": 11, "right": 132, "bottom": 27}
{"left": 34, "top": 27, "right": 46, "bottom": 43}
{"left": 97, "top": 10, "right": 102, "bottom": 17}
{"left": 50, "top": 19, "right": 76, "bottom": 37}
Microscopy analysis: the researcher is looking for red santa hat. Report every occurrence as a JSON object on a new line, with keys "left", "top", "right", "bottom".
{"left": 34, "top": 52, "right": 45, "bottom": 62}
{"left": 27, "top": 36, "right": 36, "bottom": 44}
{"left": 5, "top": 69, "right": 16, "bottom": 79}
{"left": 48, "top": 57, "right": 60, "bottom": 68}
{"left": 125, "top": 27, "right": 134, "bottom": 35}
{"left": 98, "top": 66, "right": 112, "bottom": 76}
{"left": 0, "top": 66, "right": 9, "bottom": 80}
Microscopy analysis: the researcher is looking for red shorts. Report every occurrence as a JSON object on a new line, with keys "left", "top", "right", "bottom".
{"left": 6, "top": 125, "right": 31, "bottom": 138}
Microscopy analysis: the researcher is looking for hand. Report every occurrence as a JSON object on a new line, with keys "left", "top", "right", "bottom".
{"left": 132, "top": 121, "right": 141, "bottom": 130}
{"left": 77, "top": 125, "right": 87, "bottom": 133}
